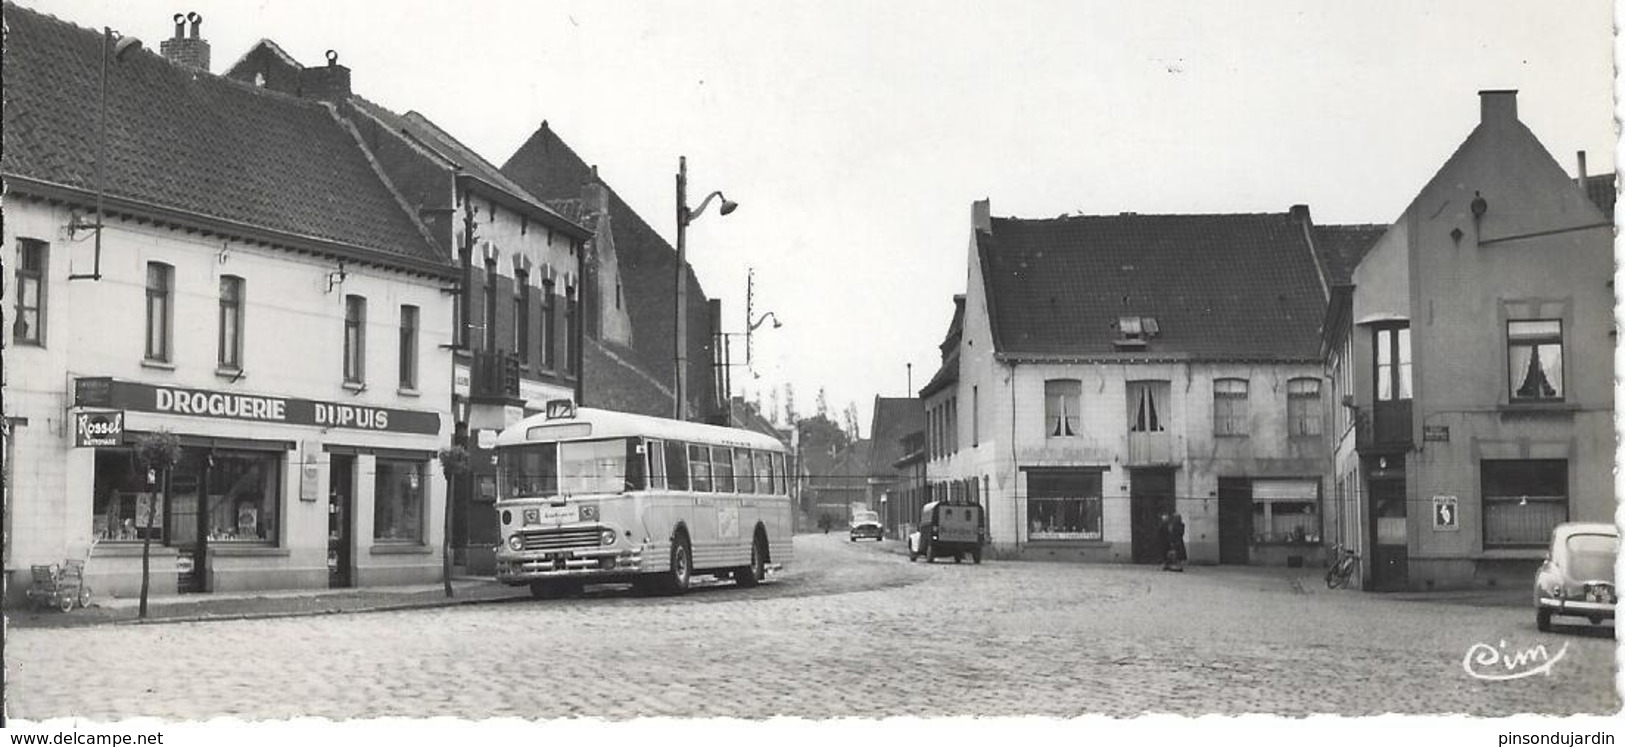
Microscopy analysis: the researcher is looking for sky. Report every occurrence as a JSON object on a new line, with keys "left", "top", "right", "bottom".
{"left": 23, "top": 0, "right": 1618, "bottom": 438}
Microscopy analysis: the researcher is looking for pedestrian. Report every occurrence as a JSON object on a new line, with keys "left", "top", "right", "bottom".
{"left": 1156, "top": 512, "right": 1172, "bottom": 571}
{"left": 1167, "top": 512, "right": 1187, "bottom": 572}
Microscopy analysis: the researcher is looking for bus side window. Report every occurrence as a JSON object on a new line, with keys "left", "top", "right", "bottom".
{"left": 647, "top": 439, "right": 667, "bottom": 490}
{"left": 688, "top": 444, "right": 713, "bottom": 492}
{"left": 774, "top": 452, "right": 788, "bottom": 495}
{"left": 665, "top": 441, "right": 689, "bottom": 491}
{"left": 712, "top": 446, "right": 735, "bottom": 493}
{"left": 734, "top": 449, "right": 755, "bottom": 494}
{"left": 755, "top": 450, "right": 773, "bottom": 495}
{"left": 624, "top": 438, "right": 647, "bottom": 491}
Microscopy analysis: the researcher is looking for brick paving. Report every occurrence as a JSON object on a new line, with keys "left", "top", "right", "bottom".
{"left": 5, "top": 534, "right": 1616, "bottom": 721}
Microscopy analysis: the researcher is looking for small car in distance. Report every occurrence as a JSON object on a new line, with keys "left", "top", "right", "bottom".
{"left": 849, "top": 510, "right": 884, "bottom": 542}
{"left": 1534, "top": 522, "right": 1617, "bottom": 633}
{"left": 908, "top": 500, "right": 986, "bottom": 564}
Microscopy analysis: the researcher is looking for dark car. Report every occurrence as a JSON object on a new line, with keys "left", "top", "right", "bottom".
{"left": 908, "top": 500, "right": 986, "bottom": 564}
{"left": 849, "top": 510, "right": 884, "bottom": 541}
{"left": 1534, "top": 522, "right": 1617, "bottom": 632}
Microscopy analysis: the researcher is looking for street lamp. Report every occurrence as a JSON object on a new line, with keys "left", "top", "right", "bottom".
{"left": 674, "top": 156, "right": 737, "bottom": 421}
{"left": 67, "top": 26, "right": 145, "bottom": 281}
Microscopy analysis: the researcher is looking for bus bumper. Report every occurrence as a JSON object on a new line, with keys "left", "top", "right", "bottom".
{"left": 495, "top": 547, "right": 645, "bottom": 584}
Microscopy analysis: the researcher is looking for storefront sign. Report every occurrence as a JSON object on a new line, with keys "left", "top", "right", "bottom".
{"left": 1432, "top": 495, "right": 1459, "bottom": 531}
{"left": 1423, "top": 425, "right": 1450, "bottom": 443}
{"left": 299, "top": 440, "right": 322, "bottom": 502}
{"left": 74, "top": 410, "right": 125, "bottom": 447}
{"left": 74, "top": 378, "right": 440, "bottom": 435}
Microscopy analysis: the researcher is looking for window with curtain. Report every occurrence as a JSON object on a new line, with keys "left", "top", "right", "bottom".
{"left": 1044, "top": 379, "right": 1081, "bottom": 437}
{"left": 1375, "top": 326, "right": 1412, "bottom": 401}
{"left": 1287, "top": 378, "right": 1321, "bottom": 436}
{"left": 14, "top": 239, "right": 47, "bottom": 345}
{"left": 218, "top": 275, "right": 244, "bottom": 370}
{"left": 399, "top": 305, "right": 419, "bottom": 390}
{"left": 1213, "top": 378, "right": 1249, "bottom": 436}
{"left": 1128, "top": 381, "right": 1165, "bottom": 433}
{"left": 145, "top": 262, "right": 173, "bottom": 362}
{"left": 343, "top": 295, "right": 366, "bottom": 384}
{"left": 1507, "top": 320, "right": 1563, "bottom": 401}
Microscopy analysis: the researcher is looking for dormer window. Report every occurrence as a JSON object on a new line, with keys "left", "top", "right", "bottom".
{"left": 1114, "top": 316, "right": 1158, "bottom": 348}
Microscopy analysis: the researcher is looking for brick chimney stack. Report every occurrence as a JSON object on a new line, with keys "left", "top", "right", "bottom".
{"left": 1479, "top": 89, "right": 1518, "bottom": 126}
{"left": 972, "top": 198, "right": 992, "bottom": 233}
{"left": 159, "top": 12, "right": 210, "bottom": 72}
{"left": 299, "top": 50, "right": 353, "bottom": 102}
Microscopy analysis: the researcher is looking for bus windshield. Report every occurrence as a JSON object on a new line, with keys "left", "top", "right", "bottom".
{"left": 499, "top": 439, "right": 642, "bottom": 499}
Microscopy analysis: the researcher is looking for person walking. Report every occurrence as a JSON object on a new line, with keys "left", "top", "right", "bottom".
{"left": 1157, "top": 512, "right": 1172, "bottom": 571}
{"left": 1166, "top": 512, "right": 1187, "bottom": 572}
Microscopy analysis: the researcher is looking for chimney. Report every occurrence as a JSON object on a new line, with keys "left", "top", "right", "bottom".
{"left": 972, "top": 198, "right": 992, "bottom": 234}
{"left": 159, "top": 12, "right": 210, "bottom": 72}
{"left": 1288, "top": 204, "right": 1311, "bottom": 226}
{"left": 1479, "top": 89, "right": 1518, "bottom": 126}
{"left": 299, "top": 50, "right": 352, "bottom": 102}
{"left": 1576, "top": 151, "right": 1588, "bottom": 187}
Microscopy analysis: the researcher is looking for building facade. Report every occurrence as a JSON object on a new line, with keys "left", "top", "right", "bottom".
{"left": 924, "top": 200, "right": 1350, "bottom": 566}
{"left": 3, "top": 6, "right": 456, "bottom": 600}
{"left": 1325, "top": 91, "right": 1615, "bottom": 591}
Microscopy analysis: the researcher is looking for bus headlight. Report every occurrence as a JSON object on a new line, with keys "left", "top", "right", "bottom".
{"left": 507, "top": 535, "right": 524, "bottom": 552}
{"left": 600, "top": 529, "right": 617, "bottom": 546}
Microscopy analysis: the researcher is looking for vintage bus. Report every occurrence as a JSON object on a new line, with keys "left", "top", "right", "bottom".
{"left": 492, "top": 402, "right": 793, "bottom": 598}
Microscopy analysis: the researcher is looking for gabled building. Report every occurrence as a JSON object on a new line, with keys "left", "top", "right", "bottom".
{"left": 866, "top": 396, "right": 925, "bottom": 536}
{"left": 1324, "top": 91, "right": 1614, "bottom": 591}
{"left": 3, "top": 5, "right": 456, "bottom": 598}
{"left": 925, "top": 199, "right": 1358, "bottom": 565}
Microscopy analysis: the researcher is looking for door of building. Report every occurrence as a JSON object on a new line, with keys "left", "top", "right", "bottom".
{"left": 328, "top": 454, "right": 354, "bottom": 589}
{"left": 1130, "top": 468, "right": 1176, "bottom": 564}
{"left": 1217, "top": 478, "right": 1252, "bottom": 564}
{"left": 1368, "top": 475, "right": 1408, "bottom": 591}
{"left": 170, "top": 455, "right": 205, "bottom": 593}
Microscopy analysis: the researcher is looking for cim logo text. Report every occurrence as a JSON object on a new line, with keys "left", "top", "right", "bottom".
{"left": 155, "top": 387, "right": 287, "bottom": 421}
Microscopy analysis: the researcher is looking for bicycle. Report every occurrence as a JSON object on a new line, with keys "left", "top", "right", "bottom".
{"left": 1325, "top": 543, "right": 1359, "bottom": 589}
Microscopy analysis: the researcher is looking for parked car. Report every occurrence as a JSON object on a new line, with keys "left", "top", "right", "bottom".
{"left": 908, "top": 500, "right": 986, "bottom": 564}
{"left": 849, "top": 510, "right": 883, "bottom": 541}
{"left": 1533, "top": 522, "right": 1617, "bottom": 632}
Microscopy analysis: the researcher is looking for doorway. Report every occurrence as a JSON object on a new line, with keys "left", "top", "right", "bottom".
{"left": 1217, "top": 478, "right": 1252, "bottom": 565}
{"left": 1130, "top": 468, "right": 1176, "bottom": 564}
{"left": 328, "top": 454, "right": 355, "bottom": 589}
{"left": 1368, "top": 475, "right": 1408, "bottom": 591}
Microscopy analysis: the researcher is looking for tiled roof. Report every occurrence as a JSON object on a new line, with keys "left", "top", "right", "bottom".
{"left": 867, "top": 397, "right": 924, "bottom": 477}
{"left": 501, "top": 122, "right": 718, "bottom": 410}
{"left": 1313, "top": 224, "right": 1389, "bottom": 286}
{"left": 1, "top": 4, "right": 447, "bottom": 270}
{"left": 582, "top": 338, "right": 677, "bottom": 418}
{"left": 918, "top": 299, "right": 963, "bottom": 398}
{"left": 728, "top": 398, "right": 787, "bottom": 442}
{"left": 1584, "top": 173, "right": 1615, "bottom": 221}
{"left": 979, "top": 211, "right": 1328, "bottom": 360}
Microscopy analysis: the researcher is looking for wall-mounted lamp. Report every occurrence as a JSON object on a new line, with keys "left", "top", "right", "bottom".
{"left": 408, "top": 470, "right": 421, "bottom": 491}
{"left": 326, "top": 261, "right": 348, "bottom": 293}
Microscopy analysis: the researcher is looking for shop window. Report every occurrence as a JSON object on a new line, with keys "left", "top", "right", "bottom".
{"left": 1482, "top": 459, "right": 1567, "bottom": 548}
{"left": 218, "top": 275, "right": 244, "bottom": 370}
{"left": 1044, "top": 379, "right": 1081, "bottom": 437}
{"left": 734, "top": 449, "right": 756, "bottom": 493}
{"left": 145, "top": 262, "right": 173, "bottom": 362}
{"left": 203, "top": 450, "right": 281, "bottom": 543}
{"left": 374, "top": 458, "right": 425, "bottom": 542}
{"left": 1251, "top": 480, "right": 1319, "bottom": 544}
{"left": 1375, "top": 326, "right": 1411, "bottom": 401}
{"left": 664, "top": 440, "right": 689, "bottom": 490}
{"left": 1213, "top": 378, "right": 1249, "bottom": 436}
{"left": 1507, "top": 320, "right": 1563, "bottom": 401}
{"left": 688, "top": 444, "right": 713, "bottom": 492}
{"left": 399, "top": 305, "right": 419, "bottom": 390}
{"left": 1026, "top": 469, "right": 1103, "bottom": 540}
{"left": 344, "top": 295, "right": 366, "bottom": 385}
{"left": 93, "top": 450, "right": 161, "bottom": 542}
{"left": 712, "top": 446, "right": 735, "bottom": 493}
{"left": 1287, "top": 378, "right": 1321, "bottom": 437}
{"left": 13, "top": 238, "right": 47, "bottom": 345}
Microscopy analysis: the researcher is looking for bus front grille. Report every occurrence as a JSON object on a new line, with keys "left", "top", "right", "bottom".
{"left": 517, "top": 527, "right": 601, "bottom": 552}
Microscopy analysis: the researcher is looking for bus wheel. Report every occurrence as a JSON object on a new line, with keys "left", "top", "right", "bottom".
{"left": 735, "top": 533, "right": 767, "bottom": 588}
{"left": 662, "top": 532, "right": 692, "bottom": 595}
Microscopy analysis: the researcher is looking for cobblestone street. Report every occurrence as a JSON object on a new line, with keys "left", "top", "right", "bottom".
{"left": 7, "top": 534, "right": 1617, "bottom": 721}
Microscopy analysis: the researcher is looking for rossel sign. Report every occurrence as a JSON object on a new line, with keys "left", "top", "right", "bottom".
{"left": 74, "top": 378, "right": 440, "bottom": 435}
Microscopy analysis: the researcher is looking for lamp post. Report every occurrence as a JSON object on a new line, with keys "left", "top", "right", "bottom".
{"left": 673, "top": 156, "right": 737, "bottom": 421}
